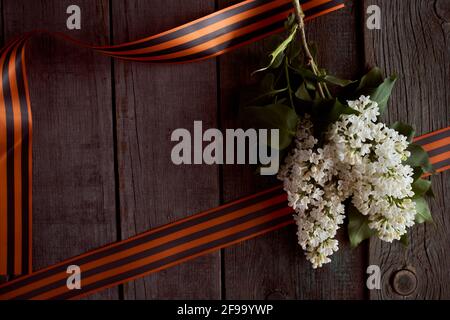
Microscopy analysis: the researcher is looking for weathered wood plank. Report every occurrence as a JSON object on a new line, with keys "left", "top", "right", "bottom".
{"left": 0, "top": 0, "right": 5, "bottom": 287}
{"left": 3, "top": 0, "right": 118, "bottom": 299}
{"left": 363, "top": 0, "right": 450, "bottom": 299}
{"left": 111, "top": 0, "right": 221, "bottom": 299}
{"left": 218, "top": 0, "right": 367, "bottom": 299}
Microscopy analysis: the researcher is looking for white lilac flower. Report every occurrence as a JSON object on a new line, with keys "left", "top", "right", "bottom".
{"left": 279, "top": 96, "right": 417, "bottom": 268}
{"left": 328, "top": 96, "right": 416, "bottom": 242}
{"left": 278, "top": 117, "right": 346, "bottom": 268}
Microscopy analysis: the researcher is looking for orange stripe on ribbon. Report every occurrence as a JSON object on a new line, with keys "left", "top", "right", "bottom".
{"left": 414, "top": 126, "right": 450, "bottom": 142}
{"left": 430, "top": 151, "right": 450, "bottom": 165}
{"left": 0, "top": 42, "right": 11, "bottom": 276}
{"left": 421, "top": 137, "right": 450, "bottom": 152}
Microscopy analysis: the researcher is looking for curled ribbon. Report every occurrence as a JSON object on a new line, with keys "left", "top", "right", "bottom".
{"left": 0, "top": 0, "right": 448, "bottom": 299}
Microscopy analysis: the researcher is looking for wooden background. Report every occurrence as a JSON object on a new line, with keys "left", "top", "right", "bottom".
{"left": 1, "top": 0, "right": 448, "bottom": 299}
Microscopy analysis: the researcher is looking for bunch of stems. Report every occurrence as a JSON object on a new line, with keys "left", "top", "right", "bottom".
{"left": 291, "top": 0, "right": 330, "bottom": 99}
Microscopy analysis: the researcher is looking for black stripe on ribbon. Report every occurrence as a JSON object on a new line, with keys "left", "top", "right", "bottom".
{"left": 137, "top": 0, "right": 343, "bottom": 62}
{"left": 3, "top": 40, "right": 16, "bottom": 276}
{"left": 102, "top": 0, "right": 277, "bottom": 52}
{"left": 432, "top": 158, "right": 450, "bottom": 172}
{"left": 415, "top": 129, "right": 449, "bottom": 146}
{"left": 54, "top": 215, "right": 294, "bottom": 300}
{"left": 0, "top": 186, "right": 284, "bottom": 294}
{"left": 119, "top": 2, "right": 293, "bottom": 58}
{"left": 13, "top": 201, "right": 289, "bottom": 300}
{"left": 427, "top": 144, "right": 450, "bottom": 158}
{"left": 153, "top": 19, "right": 286, "bottom": 63}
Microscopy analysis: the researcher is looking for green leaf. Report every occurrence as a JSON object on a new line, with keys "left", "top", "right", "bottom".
{"left": 323, "top": 75, "right": 356, "bottom": 87}
{"left": 309, "top": 42, "right": 318, "bottom": 61}
{"left": 354, "top": 68, "right": 397, "bottom": 113}
{"left": 426, "top": 186, "right": 435, "bottom": 198}
{"left": 400, "top": 233, "right": 409, "bottom": 247}
{"left": 370, "top": 74, "right": 397, "bottom": 114}
{"left": 314, "top": 99, "right": 360, "bottom": 124}
{"left": 405, "top": 144, "right": 433, "bottom": 173}
{"left": 248, "top": 88, "right": 288, "bottom": 105}
{"left": 390, "top": 122, "right": 415, "bottom": 142}
{"left": 252, "top": 25, "right": 298, "bottom": 75}
{"left": 413, "top": 197, "right": 433, "bottom": 224}
{"left": 412, "top": 178, "right": 432, "bottom": 197}
{"left": 304, "top": 79, "right": 316, "bottom": 91}
{"left": 295, "top": 82, "right": 312, "bottom": 101}
{"left": 410, "top": 165, "right": 434, "bottom": 198}
{"left": 271, "top": 50, "right": 285, "bottom": 69}
{"left": 260, "top": 73, "right": 275, "bottom": 92}
{"left": 287, "top": 34, "right": 302, "bottom": 62}
{"left": 412, "top": 166, "right": 424, "bottom": 182}
{"left": 284, "top": 13, "right": 296, "bottom": 30}
{"left": 357, "top": 67, "right": 384, "bottom": 92}
{"left": 348, "top": 206, "right": 375, "bottom": 248}
{"left": 290, "top": 65, "right": 317, "bottom": 82}
{"left": 243, "top": 104, "right": 299, "bottom": 150}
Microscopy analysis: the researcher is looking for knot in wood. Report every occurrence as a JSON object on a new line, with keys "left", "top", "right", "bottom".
{"left": 391, "top": 269, "right": 417, "bottom": 296}
{"left": 265, "top": 290, "right": 287, "bottom": 300}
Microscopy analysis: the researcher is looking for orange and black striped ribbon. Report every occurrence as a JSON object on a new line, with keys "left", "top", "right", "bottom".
{"left": 414, "top": 127, "right": 450, "bottom": 174}
{"left": 0, "top": 0, "right": 448, "bottom": 300}
{"left": 0, "top": 186, "right": 292, "bottom": 300}
{"left": 0, "top": 35, "right": 33, "bottom": 277}
{"left": 94, "top": 0, "right": 344, "bottom": 62}
{"left": 0, "top": 124, "right": 448, "bottom": 300}
{"left": 0, "top": 0, "right": 346, "bottom": 278}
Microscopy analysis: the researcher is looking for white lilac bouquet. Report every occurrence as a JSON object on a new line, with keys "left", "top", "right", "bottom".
{"left": 244, "top": 1, "right": 433, "bottom": 268}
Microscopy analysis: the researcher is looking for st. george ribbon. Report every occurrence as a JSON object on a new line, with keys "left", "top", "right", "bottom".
{"left": 0, "top": 0, "right": 449, "bottom": 299}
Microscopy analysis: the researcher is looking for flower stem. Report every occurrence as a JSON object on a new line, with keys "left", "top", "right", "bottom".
{"left": 291, "top": 0, "right": 328, "bottom": 99}
{"left": 285, "top": 57, "right": 295, "bottom": 108}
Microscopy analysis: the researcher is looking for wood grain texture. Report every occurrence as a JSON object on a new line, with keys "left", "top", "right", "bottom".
{"left": 2, "top": 0, "right": 118, "bottom": 299}
{"left": 218, "top": 0, "right": 368, "bottom": 299}
{"left": 111, "top": 0, "right": 221, "bottom": 299}
{"left": 0, "top": 0, "right": 447, "bottom": 300}
{"left": 363, "top": 0, "right": 450, "bottom": 299}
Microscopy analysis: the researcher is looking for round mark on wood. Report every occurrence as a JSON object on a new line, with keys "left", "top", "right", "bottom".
{"left": 265, "top": 290, "right": 288, "bottom": 300}
{"left": 391, "top": 269, "right": 417, "bottom": 296}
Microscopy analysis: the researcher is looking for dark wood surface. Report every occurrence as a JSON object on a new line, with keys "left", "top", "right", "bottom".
{"left": 218, "top": 0, "right": 367, "bottom": 300}
{"left": 3, "top": 0, "right": 118, "bottom": 300}
{"left": 364, "top": 0, "right": 450, "bottom": 299}
{"left": 111, "top": 0, "right": 221, "bottom": 299}
{"left": 1, "top": 0, "right": 448, "bottom": 299}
